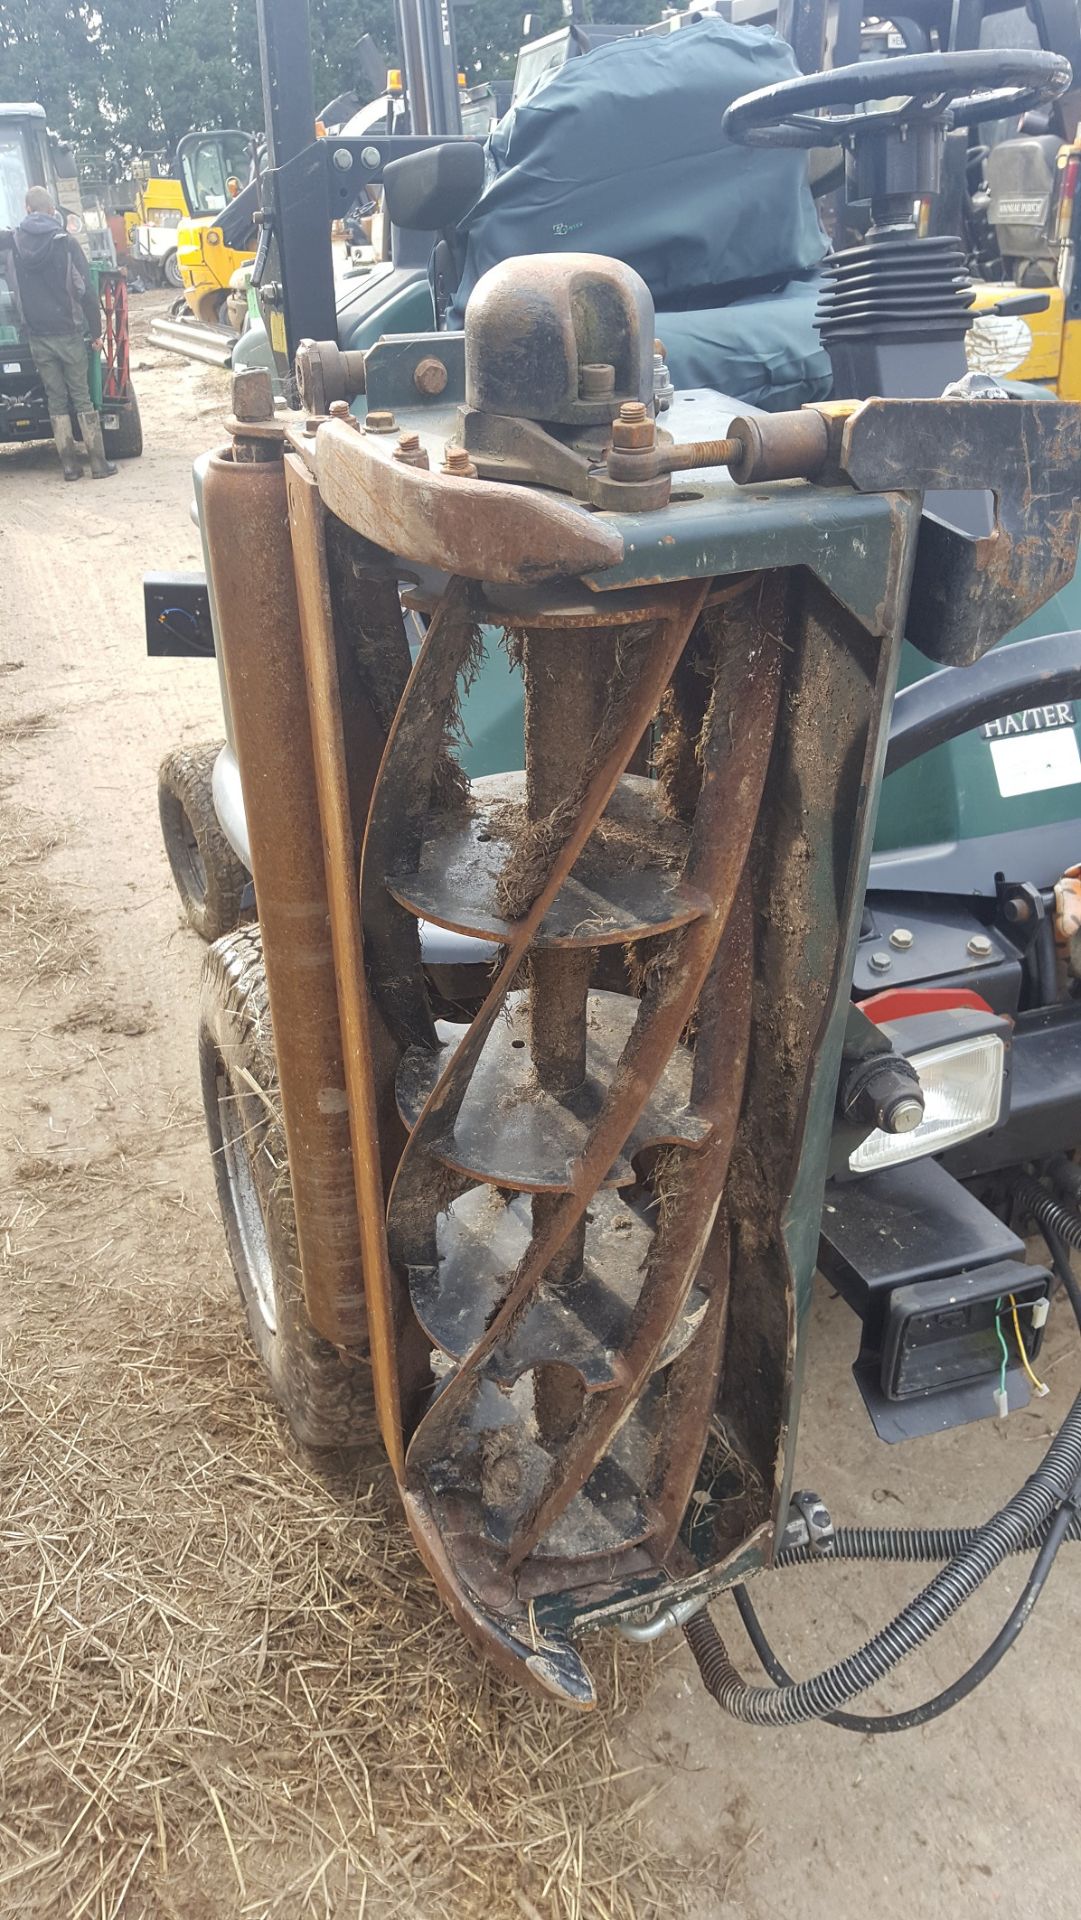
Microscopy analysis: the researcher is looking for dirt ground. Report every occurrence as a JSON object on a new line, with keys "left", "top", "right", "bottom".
{"left": 1, "top": 287, "right": 1080, "bottom": 1920}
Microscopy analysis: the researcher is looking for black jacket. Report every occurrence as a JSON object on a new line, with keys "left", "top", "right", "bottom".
{"left": 0, "top": 213, "right": 102, "bottom": 339}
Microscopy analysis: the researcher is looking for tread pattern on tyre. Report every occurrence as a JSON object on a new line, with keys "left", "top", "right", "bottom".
{"left": 200, "top": 923, "right": 376, "bottom": 1448}
{"left": 158, "top": 741, "right": 249, "bottom": 943}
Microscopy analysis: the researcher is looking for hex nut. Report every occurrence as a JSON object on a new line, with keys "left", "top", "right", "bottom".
{"left": 231, "top": 366, "right": 274, "bottom": 422}
{"left": 889, "top": 927, "right": 914, "bottom": 950}
{"left": 869, "top": 951, "right": 892, "bottom": 973}
{"left": 967, "top": 933, "right": 993, "bottom": 958}
{"left": 364, "top": 409, "right": 398, "bottom": 434}
{"left": 611, "top": 399, "right": 656, "bottom": 451}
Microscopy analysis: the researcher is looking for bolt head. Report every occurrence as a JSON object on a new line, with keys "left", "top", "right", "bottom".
{"left": 413, "top": 355, "right": 449, "bottom": 397}
{"left": 360, "top": 144, "right": 381, "bottom": 169}
{"left": 364, "top": 409, "right": 397, "bottom": 434}
{"left": 332, "top": 147, "right": 354, "bottom": 171}
{"left": 869, "top": 950, "right": 892, "bottom": 973}
{"left": 967, "top": 933, "right": 993, "bottom": 958}
{"left": 889, "top": 927, "right": 914, "bottom": 950}
{"left": 579, "top": 361, "right": 616, "bottom": 398}
{"left": 887, "top": 1095, "right": 925, "bottom": 1134}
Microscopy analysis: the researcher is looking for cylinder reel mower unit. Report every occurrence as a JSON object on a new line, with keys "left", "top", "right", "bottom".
{"left": 196, "top": 43, "right": 1081, "bottom": 1729}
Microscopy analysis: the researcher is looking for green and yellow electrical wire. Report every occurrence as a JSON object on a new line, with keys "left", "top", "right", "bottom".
{"left": 994, "top": 1293, "right": 1050, "bottom": 1411}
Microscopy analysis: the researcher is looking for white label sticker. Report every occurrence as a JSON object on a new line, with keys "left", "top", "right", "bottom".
{"left": 965, "top": 314, "right": 1035, "bottom": 378}
{"left": 989, "top": 727, "right": 1081, "bottom": 798}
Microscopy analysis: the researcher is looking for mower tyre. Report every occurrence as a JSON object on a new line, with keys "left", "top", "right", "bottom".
{"left": 103, "top": 388, "right": 143, "bottom": 460}
{"left": 200, "top": 925, "right": 374, "bottom": 1448}
{"left": 158, "top": 742, "right": 251, "bottom": 942}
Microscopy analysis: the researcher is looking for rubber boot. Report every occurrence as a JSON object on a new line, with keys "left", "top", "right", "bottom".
{"left": 77, "top": 410, "right": 117, "bottom": 479}
{"left": 51, "top": 414, "right": 81, "bottom": 482}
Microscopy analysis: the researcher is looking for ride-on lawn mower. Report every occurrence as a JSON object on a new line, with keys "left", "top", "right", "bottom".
{"left": 152, "top": 0, "right": 1081, "bottom": 1727}
{"left": 0, "top": 102, "right": 143, "bottom": 462}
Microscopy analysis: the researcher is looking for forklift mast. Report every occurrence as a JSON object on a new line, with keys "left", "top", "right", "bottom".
{"left": 253, "top": 0, "right": 465, "bottom": 390}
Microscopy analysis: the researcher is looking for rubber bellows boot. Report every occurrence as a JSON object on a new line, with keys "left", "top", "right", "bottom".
{"left": 78, "top": 410, "right": 117, "bottom": 479}
{"left": 51, "top": 413, "right": 81, "bottom": 482}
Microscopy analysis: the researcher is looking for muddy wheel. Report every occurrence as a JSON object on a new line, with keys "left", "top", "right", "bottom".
{"left": 158, "top": 742, "right": 251, "bottom": 941}
{"left": 200, "top": 924, "right": 374, "bottom": 1447}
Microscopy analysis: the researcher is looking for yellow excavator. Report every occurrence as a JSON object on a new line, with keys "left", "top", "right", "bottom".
{"left": 147, "top": 129, "right": 258, "bottom": 364}
{"left": 124, "top": 166, "right": 188, "bottom": 288}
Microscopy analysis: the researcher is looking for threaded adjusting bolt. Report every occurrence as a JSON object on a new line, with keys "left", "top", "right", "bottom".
{"left": 442, "top": 445, "right": 477, "bottom": 477}
{"left": 394, "top": 432, "right": 430, "bottom": 469}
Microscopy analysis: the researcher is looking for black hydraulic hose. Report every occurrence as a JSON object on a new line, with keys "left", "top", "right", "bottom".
{"left": 776, "top": 1515, "right": 1081, "bottom": 1564}
{"left": 1038, "top": 1218, "right": 1081, "bottom": 1339}
{"left": 732, "top": 1489, "right": 1081, "bottom": 1735}
{"left": 683, "top": 1390, "right": 1081, "bottom": 1725}
{"left": 1018, "top": 1175, "right": 1081, "bottom": 1254}
{"left": 682, "top": 1191, "right": 1081, "bottom": 1731}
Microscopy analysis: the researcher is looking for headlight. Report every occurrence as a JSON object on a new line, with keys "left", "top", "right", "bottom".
{"left": 849, "top": 1031, "right": 1005, "bottom": 1174}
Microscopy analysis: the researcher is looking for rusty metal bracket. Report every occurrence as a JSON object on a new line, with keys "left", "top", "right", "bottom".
{"left": 719, "top": 394, "right": 1081, "bottom": 666}
{"left": 314, "top": 414, "right": 625, "bottom": 584}
{"left": 837, "top": 396, "right": 1081, "bottom": 665}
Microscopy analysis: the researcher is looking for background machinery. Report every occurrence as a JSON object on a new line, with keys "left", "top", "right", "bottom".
{"left": 0, "top": 100, "right": 142, "bottom": 460}
{"left": 146, "top": 128, "right": 259, "bottom": 366}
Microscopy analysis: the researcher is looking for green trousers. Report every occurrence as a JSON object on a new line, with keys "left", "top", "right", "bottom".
{"left": 27, "top": 331, "right": 93, "bottom": 417}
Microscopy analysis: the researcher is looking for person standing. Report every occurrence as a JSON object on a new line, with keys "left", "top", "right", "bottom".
{"left": 3, "top": 186, "right": 116, "bottom": 480}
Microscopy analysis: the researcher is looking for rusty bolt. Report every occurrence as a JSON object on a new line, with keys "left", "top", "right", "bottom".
{"left": 394, "top": 432, "right": 430, "bottom": 469}
{"left": 364, "top": 409, "right": 398, "bottom": 434}
{"left": 414, "top": 355, "right": 449, "bottom": 397}
{"left": 442, "top": 445, "right": 477, "bottom": 477}
{"left": 232, "top": 366, "right": 274, "bottom": 422}
{"left": 611, "top": 399, "right": 656, "bottom": 451}
{"left": 579, "top": 361, "right": 615, "bottom": 398}
{"left": 328, "top": 399, "right": 361, "bottom": 431}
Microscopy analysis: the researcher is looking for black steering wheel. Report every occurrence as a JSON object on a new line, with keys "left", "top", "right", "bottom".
{"left": 723, "top": 48, "right": 1072, "bottom": 150}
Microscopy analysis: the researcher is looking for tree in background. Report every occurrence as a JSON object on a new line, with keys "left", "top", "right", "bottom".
{"left": 0, "top": 0, "right": 666, "bottom": 166}
{"left": 0, "top": 0, "right": 107, "bottom": 150}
